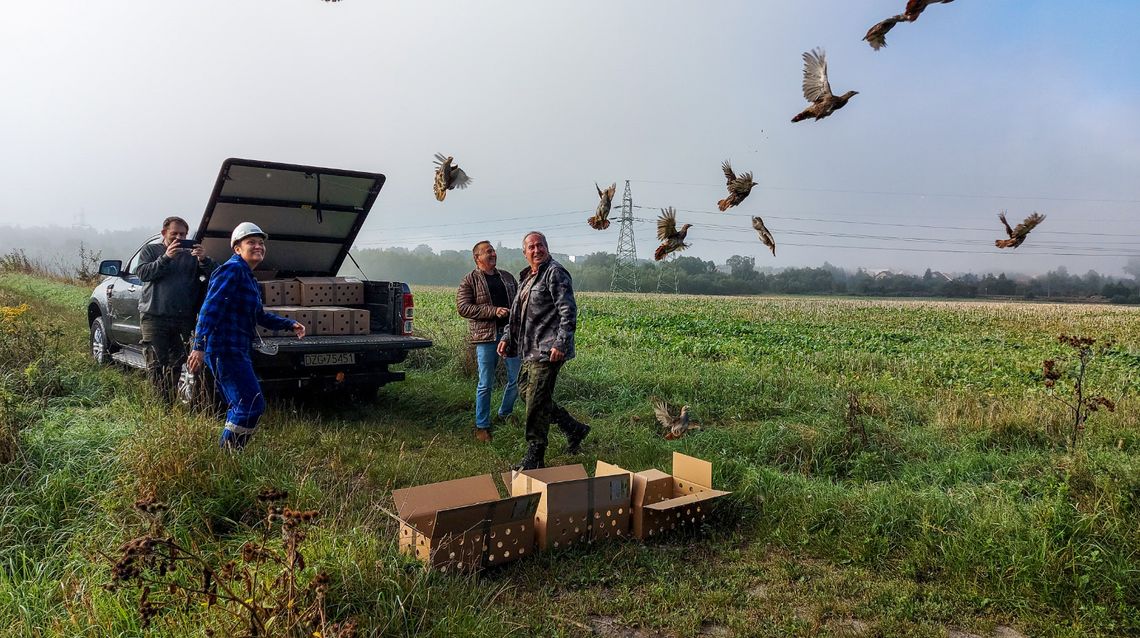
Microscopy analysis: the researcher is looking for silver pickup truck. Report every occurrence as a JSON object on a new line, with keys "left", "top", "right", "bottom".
{"left": 86, "top": 158, "right": 432, "bottom": 405}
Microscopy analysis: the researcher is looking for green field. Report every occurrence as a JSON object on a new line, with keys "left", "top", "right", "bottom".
{"left": 2, "top": 275, "right": 1138, "bottom": 637}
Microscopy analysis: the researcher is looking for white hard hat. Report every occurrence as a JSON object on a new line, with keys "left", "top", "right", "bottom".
{"left": 230, "top": 222, "right": 267, "bottom": 246}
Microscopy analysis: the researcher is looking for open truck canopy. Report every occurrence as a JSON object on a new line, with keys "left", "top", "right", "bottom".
{"left": 194, "top": 158, "right": 385, "bottom": 278}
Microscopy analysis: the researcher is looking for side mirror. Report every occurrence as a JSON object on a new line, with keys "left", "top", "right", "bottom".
{"left": 98, "top": 260, "right": 122, "bottom": 277}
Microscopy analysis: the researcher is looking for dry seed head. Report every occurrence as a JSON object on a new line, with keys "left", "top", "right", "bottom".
{"left": 256, "top": 487, "right": 289, "bottom": 502}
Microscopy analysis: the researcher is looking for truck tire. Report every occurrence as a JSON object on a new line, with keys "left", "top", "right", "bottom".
{"left": 90, "top": 316, "right": 112, "bottom": 365}
{"left": 177, "top": 363, "right": 224, "bottom": 417}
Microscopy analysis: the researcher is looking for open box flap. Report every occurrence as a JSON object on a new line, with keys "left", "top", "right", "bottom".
{"left": 643, "top": 489, "right": 730, "bottom": 512}
{"left": 672, "top": 452, "right": 713, "bottom": 489}
{"left": 392, "top": 474, "right": 501, "bottom": 524}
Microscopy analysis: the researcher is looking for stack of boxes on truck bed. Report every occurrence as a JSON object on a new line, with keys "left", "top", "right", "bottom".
{"left": 391, "top": 452, "right": 731, "bottom": 572}
{"left": 256, "top": 277, "right": 370, "bottom": 337}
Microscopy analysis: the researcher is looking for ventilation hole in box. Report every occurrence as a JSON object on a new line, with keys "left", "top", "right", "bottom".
{"left": 488, "top": 554, "right": 495, "bottom": 562}
{"left": 505, "top": 528, "right": 512, "bottom": 536}
{"left": 511, "top": 537, "right": 518, "bottom": 545}
{"left": 691, "top": 517, "right": 696, "bottom": 523}
{"left": 574, "top": 527, "right": 580, "bottom": 534}
{"left": 520, "top": 524, "right": 526, "bottom": 532}
{"left": 449, "top": 552, "right": 456, "bottom": 559}
{"left": 648, "top": 529, "right": 654, "bottom": 537}
{"left": 606, "top": 509, "right": 612, "bottom": 517}
{"left": 503, "top": 550, "right": 510, "bottom": 558}
{"left": 418, "top": 539, "right": 425, "bottom": 546}
{"left": 618, "top": 508, "right": 624, "bottom": 514}
{"left": 701, "top": 515, "right": 706, "bottom": 521}
{"left": 686, "top": 509, "right": 691, "bottom": 515}
{"left": 696, "top": 506, "right": 702, "bottom": 512}
{"left": 440, "top": 565, "right": 447, "bottom": 573}
{"left": 497, "top": 541, "right": 503, "bottom": 549}
{"left": 519, "top": 548, "right": 525, "bottom": 555}
{"left": 568, "top": 516, "right": 575, "bottom": 523}
{"left": 553, "top": 517, "right": 561, "bottom": 526}
{"left": 610, "top": 519, "right": 617, "bottom": 527}
{"left": 490, "top": 531, "right": 496, "bottom": 538}
{"left": 553, "top": 541, "right": 560, "bottom": 549}
{"left": 403, "top": 529, "right": 409, "bottom": 536}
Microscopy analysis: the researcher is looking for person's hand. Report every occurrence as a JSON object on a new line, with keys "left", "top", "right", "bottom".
{"left": 292, "top": 322, "right": 306, "bottom": 339}
{"left": 549, "top": 347, "right": 565, "bottom": 362}
{"left": 187, "top": 350, "right": 204, "bottom": 373}
{"left": 496, "top": 340, "right": 508, "bottom": 358}
{"left": 495, "top": 307, "right": 509, "bottom": 318}
{"left": 191, "top": 244, "right": 207, "bottom": 262}
{"left": 164, "top": 241, "right": 181, "bottom": 259}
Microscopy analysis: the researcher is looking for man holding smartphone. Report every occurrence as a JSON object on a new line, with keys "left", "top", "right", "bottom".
{"left": 136, "top": 216, "right": 217, "bottom": 403}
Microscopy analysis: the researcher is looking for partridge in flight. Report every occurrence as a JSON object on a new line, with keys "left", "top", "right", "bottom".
{"left": 752, "top": 216, "right": 776, "bottom": 256}
{"left": 718, "top": 161, "right": 758, "bottom": 211}
{"left": 654, "top": 207, "right": 692, "bottom": 261}
{"left": 588, "top": 182, "right": 617, "bottom": 230}
{"left": 995, "top": 211, "right": 1046, "bottom": 249}
{"left": 864, "top": 0, "right": 955, "bottom": 50}
{"left": 654, "top": 400, "right": 699, "bottom": 440}
{"left": 792, "top": 48, "right": 858, "bottom": 123}
{"left": 432, "top": 153, "right": 472, "bottom": 202}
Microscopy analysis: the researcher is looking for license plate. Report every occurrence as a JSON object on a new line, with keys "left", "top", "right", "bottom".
{"left": 303, "top": 352, "right": 355, "bottom": 367}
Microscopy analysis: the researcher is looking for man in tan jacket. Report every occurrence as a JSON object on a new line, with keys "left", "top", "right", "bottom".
{"left": 457, "top": 240, "right": 521, "bottom": 442}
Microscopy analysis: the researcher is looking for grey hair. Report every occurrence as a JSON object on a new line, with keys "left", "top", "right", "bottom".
{"left": 472, "top": 240, "right": 492, "bottom": 259}
{"left": 522, "top": 231, "right": 547, "bottom": 249}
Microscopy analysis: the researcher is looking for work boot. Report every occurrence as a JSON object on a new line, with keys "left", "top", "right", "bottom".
{"left": 474, "top": 428, "right": 493, "bottom": 443}
{"left": 556, "top": 411, "right": 590, "bottom": 455}
{"left": 510, "top": 443, "right": 546, "bottom": 471}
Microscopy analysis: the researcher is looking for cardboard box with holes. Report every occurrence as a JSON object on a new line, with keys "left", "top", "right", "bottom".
{"left": 502, "top": 464, "right": 632, "bottom": 551}
{"left": 391, "top": 474, "right": 541, "bottom": 573}
{"left": 595, "top": 452, "right": 731, "bottom": 540}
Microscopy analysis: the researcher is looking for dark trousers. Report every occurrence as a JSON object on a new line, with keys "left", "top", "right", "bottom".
{"left": 140, "top": 314, "right": 195, "bottom": 402}
{"left": 519, "top": 360, "right": 579, "bottom": 448}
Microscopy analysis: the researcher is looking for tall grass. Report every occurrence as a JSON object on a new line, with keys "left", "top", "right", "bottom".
{"left": 1, "top": 276, "right": 1138, "bottom": 636}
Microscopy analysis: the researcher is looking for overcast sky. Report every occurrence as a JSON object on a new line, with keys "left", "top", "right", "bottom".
{"left": 2, "top": 1, "right": 1138, "bottom": 275}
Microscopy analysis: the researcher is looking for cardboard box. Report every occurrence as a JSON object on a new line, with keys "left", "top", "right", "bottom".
{"left": 337, "top": 277, "right": 364, "bottom": 305}
{"left": 311, "top": 307, "right": 352, "bottom": 335}
{"left": 280, "top": 280, "right": 301, "bottom": 305}
{"left": 273, "top": 306, "right": 314, "bottom": 337}
{"left": 295, "top": 277, "right": 338, "bottom": 307}
{"left": 260, "top": 281, "right": 283, "bottom": 306}
{"left": 392, "top": 475, "right": 541, "bottom": 572}
{"left": 596, "top": 452, "right": 730, "bottom": 540}
{"left": 503, "top": 464, "right": 631, "bottom": 550}
{"left": 351, "top": 308, "right": 371, "bottom": 335}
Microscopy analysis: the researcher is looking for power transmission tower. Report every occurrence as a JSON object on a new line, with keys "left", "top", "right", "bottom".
{"left": 656, "top": 257, "right": 679, "bottom": 294}
{"left": 609, "top": 180, "right": 639, "bottom": 292}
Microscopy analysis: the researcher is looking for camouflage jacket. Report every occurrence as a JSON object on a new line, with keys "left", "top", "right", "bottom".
{"left": 501, "top": 258, "right": 576, "bottom": 362}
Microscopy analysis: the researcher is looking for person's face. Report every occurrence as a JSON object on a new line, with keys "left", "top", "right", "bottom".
{"left": 162, "top": 223, "right": 189, "bottom": 246}
{"left": 474, "top": 243, "right": 497, "bottom": 272}
{"left": 234, "top": 236, "right": 266, "bottom": 268}
{"left": 523, "top": 234, "right": 549, "bottom": 270}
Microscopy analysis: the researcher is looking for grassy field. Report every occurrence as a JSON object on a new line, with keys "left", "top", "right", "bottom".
{"left": 1, "top": 275, "right": 1138, "bottom": 637}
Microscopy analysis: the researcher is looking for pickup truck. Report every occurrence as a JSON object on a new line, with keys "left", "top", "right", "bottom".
{"left": 87, "top": 158, "right": 432, "bottom": 406}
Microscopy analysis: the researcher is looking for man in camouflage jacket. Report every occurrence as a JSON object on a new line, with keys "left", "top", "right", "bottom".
{"left": 498, "top": 231, "right": 590, "bottom": 470}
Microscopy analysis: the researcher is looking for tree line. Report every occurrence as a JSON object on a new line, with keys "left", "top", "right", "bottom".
{"left": 347, "top": 244, "right": 1140, "bottom": 304}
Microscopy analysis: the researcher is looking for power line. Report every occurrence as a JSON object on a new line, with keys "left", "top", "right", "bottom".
{"left": 627, "top": 179, "right": 1140, "bottom": 205}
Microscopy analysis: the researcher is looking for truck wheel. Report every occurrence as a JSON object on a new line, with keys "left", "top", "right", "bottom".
{"left": 90, "top": 316, "right": 112, "bottom": 365}
{"left": 177, "top": 363, "right": 224, "bottom": 417}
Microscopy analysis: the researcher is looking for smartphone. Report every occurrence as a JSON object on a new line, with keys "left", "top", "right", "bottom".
{"left": 177, "top": 239, "right": 199, "bottom": 249}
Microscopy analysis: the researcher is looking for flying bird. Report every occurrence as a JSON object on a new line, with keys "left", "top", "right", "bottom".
{"left": 654, "top": 400, "right": 699, "bottom": 440}
{"left": 752, "top": 216, "right": 776, "bottom": 256}
{"left": 864, "top": 1, "right": 954, "bottom": 50}
{"left": 432, "top": 153, "right": 472, "bottom": 202}
{"left": 588, "top": 182, "right": 617, "bottom": 230}
{"left": 654, "top": 207, "right": 692, "bottom": 261}
{"left": 904, "top": 0, "right": 954, "bottom": 21}
{"left": 717, "top": 161, "right": 758, "bottom": 211}
{"left": 863, "top": 14, "right": 905, "bottom": 50}
{"left": 995, "top": 211, "right": 1046, "bottom": 249}
{"left": 791, "top": 48, "right": 858, "bottom": 123}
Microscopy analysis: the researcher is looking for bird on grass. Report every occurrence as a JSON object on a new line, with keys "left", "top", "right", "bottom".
{"left": 995, "top": 211, "right": 1046, "bottom": 249}
{"left": 654, "top": 207, "right": 692, "bottom": 261}
{"left": 752, "top": 216, "right": 776, "bottom": 256}
{"left": 588, "top": 182, "right": 617, "bottom": 230}
{"left": 432, "top": 153, "right": 472, "bottom": 202}
{"left": 864, "top": 0, "right": 954, "bottom": 50}
{"left": 654, "top": 400, "right": 699, "bottom": 440}
{"left": 792, "top": 48, "right": 858, "bottom": 123}
{"left": 718, "top": 161, "right": 758, "bottom": 211}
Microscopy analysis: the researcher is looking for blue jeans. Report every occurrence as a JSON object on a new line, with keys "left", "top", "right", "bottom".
{"left": 474, "top": 337, "right": 521, "bottom": 429}
{"left": 206, "top": 351, "right": 266, "bottom": 449}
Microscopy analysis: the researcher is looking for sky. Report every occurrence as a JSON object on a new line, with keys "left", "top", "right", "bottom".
{"left": 2, "top": 1, "right": 1139, "bottom": 276}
